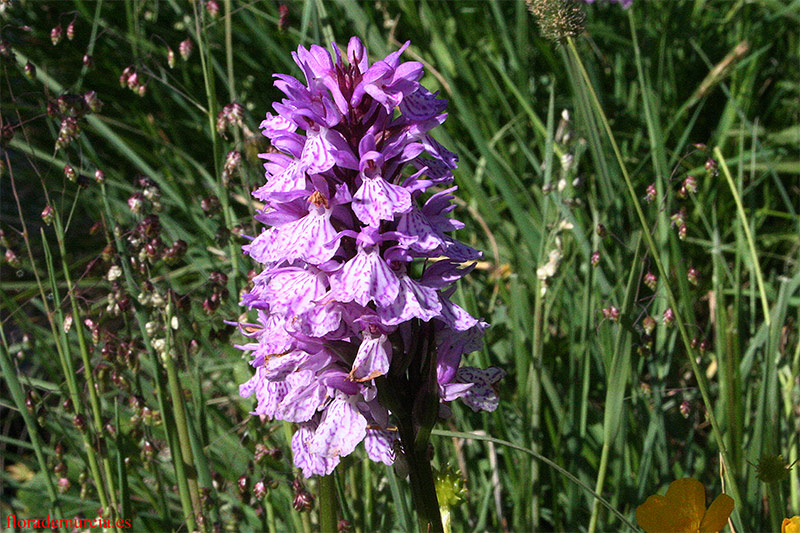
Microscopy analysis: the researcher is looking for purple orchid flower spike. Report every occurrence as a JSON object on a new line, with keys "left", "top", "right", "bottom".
{"left": 235, "top": 40, "right": 504, "bottom": 524}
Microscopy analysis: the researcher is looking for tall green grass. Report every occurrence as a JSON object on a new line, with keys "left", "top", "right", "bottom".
{"left": 1, "top": 1, "right": 799, "bottom": 531}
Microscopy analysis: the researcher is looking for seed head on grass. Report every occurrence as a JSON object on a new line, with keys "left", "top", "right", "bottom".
{"left": 527, "top": 0, "right": 587, "bottom": 42}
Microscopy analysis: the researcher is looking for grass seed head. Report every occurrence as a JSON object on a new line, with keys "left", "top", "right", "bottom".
{"left": 527, "top": 0, "right": 586, "bottom": 42}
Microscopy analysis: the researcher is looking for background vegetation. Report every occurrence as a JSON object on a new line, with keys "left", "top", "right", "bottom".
{"left": 1, "top": 0, "right": 799, "bottom": 531}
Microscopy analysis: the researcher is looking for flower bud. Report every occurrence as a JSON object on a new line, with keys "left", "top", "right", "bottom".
{"left": 141, "top": 440, "right": 155, "bottom": 462}
{"left": 683, "top": 175, "right": 697, "bottom": 194}
{"left": 66, "top": 21, "right": 75, "bottom": 41}
{"left": 208, "top": 271, "right": 228, "bottom": 286}
{"left": 120, "top": 66, "right": 134, "bottom": 88}
{"left": 645, "top": 183, "right": 656, "bottom": 203}
{"left": 82, "top": 54, "right": 93, "bottom": 68}
{"left": 126, "top": 71, "right": 139, "bottom": 90}
{"left": 223, "top": 150, "right": 242, "bottom": 179}
{"left": 84, "top": 91, "right": 102, "bottom": 113}
{"left": 679, "top": 400, "right": 690, "bottom": 418}
{"left": 687, "top": 266, "right": 699, "bottom": 285}
{"left": 73, "top": 413, "right": 87, "bottom": 432}
{"left": 216, "top": 112, "right": 227, "bottom": 135}
{"left": 64, "top": 164, "right": 76, "bottom": 182}
{"left": 237, "top": 474, "right": 249, "bottom": 495}
{"left": 51, "top": 25, "right": 63, "bottom": 45}
{"left": 678, "top": 223, "right": 687, "bottom": 240}
{"left": 167, "top": 47, "right": 176, "bottom": 68}
{"left": 642, "top": 315, "right": 656, "bottom": 335}
{"left": 596, "top": 224, "right": 607, "bottom": 238}
{"left": 670, "top": 208, "right": 686, "bottom": 227}
{"left": 61, "top": 398, "right": 74, "bottom": 414}
{"left": 206, "top": 0, "right": 220, "bottom": 18}
{"left": 590, "top": 251, "right": 600, "bottom": 268}
{"left": 41, "top": 204, "right": 54, "bottom": 225}
{"left": 57, "top": 477, "right": 71, "bottom": 494}
{"left": 643, "top": 271, "right": 657, "bottom": 290}
{"left": 663, "top": 307, "right": 675, "bottom": 327}
{"left": 201, "top": 195, "right": 220, "bottom": 216}
{"left": 179, "top": 38, "right": 193, "bottom": 60}
{"left": 128, "top": 193, "right": 144, "bottom": 214}
{"left": 292, "top": 487, "right": 314, "bottom": 512}
{"left": 4, "top": 248, "right": 21, "bottom": 269}
{"left": 25, "top": 390, "right": 36, "bottom": 415}
{"left": 278, "top": 3, "right": 290, "bottom": 30}
{"left": 253, "top": 479, "right": 267, "bottom": 500}
{"left": 602, "top": 306, "right": 619, "bottom": 322}
{"left": 93, "top": 168, "right": 105, "bottom": 184}
{"left": 23, "top": 61, "right": 36, "bottom": 79}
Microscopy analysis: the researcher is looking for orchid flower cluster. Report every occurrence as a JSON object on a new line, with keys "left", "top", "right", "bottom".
{"left": 237, "top": 37, "right": 503, "bottom": 478}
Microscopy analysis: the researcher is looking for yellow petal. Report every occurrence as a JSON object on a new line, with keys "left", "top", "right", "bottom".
{"left": 636, "top": 494, "right": 695, "bottom": 533}
{"left": 664, "top": 478, "right": 706, "bottom": 531}
{"left": 783, "top": 516, "right": 800, "bottom": 533}
{"left": 699, "top": 493, "right": 734, "bottom": 532}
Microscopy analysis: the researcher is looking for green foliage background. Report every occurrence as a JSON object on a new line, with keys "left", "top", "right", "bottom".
{"left": 1, "top": 0, "right": 799, "bottom": 531}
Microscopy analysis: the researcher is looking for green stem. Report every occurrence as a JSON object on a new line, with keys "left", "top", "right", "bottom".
{"left": 3, "top": 155, "right": 99, "bottom": 528}
{"left": 265, "top": 494, "right": 277, "bottom": 533}
{"left": 588, "top": 443, "right": 611, "bottom": 533}
{"left": 399, "top": 423, "right": 444, "bottom": 533}
{"left": 530, "top": 277, "right": 543, "bottom": 529}
{"left": 767, "top": 482, "right": 783, "bottom": 531}
{"left": 192, "top": 1, "right": 241, "bottom": 299}
{"left": 39, "top": 229, "right": 111, "bottom": 524}
{"left": 164, "top": 304, "right": 205, "bottom": 530}
{"left": 318, "top": 474, "right": 338, "bottom": 533}
{"left": 0, "top": 330, "right": 64, "bottom": 523}
{"left": 715, "top": 148, "right": 770, "bottom": 327}
{"left": 565, "top": 36, "right": 743, "bottom": 524}
{"left": 52, "top": 209, "right": 121, "bottom": 523}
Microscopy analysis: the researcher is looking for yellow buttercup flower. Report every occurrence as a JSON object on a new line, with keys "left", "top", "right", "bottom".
{"left": 783, "top": 516, "right": 800, "bottom": 533}
{"left": 635, "top": 478, "right": 734, "bottom": 533}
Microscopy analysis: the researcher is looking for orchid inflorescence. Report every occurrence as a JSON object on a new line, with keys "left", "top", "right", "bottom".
{"left": 235, "top": 37, "right": 503, "bottom": 477}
